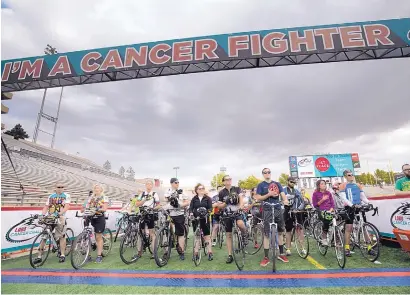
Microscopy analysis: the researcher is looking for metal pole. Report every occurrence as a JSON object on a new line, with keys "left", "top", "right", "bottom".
{"left": 51, "top": 87, "right": 64, "bottom": 148}
{"left": 33, "top": 88, "right": 47, "bottom": 143}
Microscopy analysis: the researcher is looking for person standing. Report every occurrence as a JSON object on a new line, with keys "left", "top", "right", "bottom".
{"left": 164, "top": 178, "right": 189, "bottom": 260}
{"left": 312, "top": 180, "right": 335, "bottom": 246}
{"left": 255, "top": 168, "right": 289, "bottom": 267}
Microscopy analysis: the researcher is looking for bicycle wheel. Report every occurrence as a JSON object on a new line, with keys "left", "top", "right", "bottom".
{"left": 217, "top": 225, "right": 225, "bottom": 249}
{"left": 119, "top": 226, "right": 141, "bottom": 264}
{"left": 232, "top": 229, "right": 245, "bottom": 271}
{"left": 29, "top": 231, "right": 52, "bottom": 269}
{"left": 102, "top": 228, "right": 113, "bottom": 257}
{"left": 333, "top": 226, "right": 346, "bottom": 269}
{"left": 154, "top": 226, "right": 171, "bottom": 267}
{"left": 64, "top": 228, "right": 74, "bottom": 256}
{"left": 270, "top": 225, "right": 277, "bottom": 273}
{"left": 294, "top": 224, "right": 309, "bottom": 259}
{"left": 358, "top": 222, "right": 380, "bottom": 262}
{"left": 314, "top": 222, "right": 328, "bottom": 256}
{"left": 245, "top": 224, "right": 263, "bottom": 255}
{"left": 114, "top": 218, "right": 127, "bottom": 243}
{"left": 70, "top": 232, "right": 91, "bottom": 270}
{"left": 193, "top": 230, "right": 202, "bottom": 266}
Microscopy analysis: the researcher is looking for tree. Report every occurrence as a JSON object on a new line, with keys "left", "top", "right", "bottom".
{"left": 4, "top": 124, "right": 29, "bottom": 140}
{"left": 278, "top": 173, "right": 290, "bottom": 186}
{"left": 211, "top": 172, "right": 226, "bottom": 188}
{"left": 126, "top": 166, "right": 135, "bottom": 181}
{"left": 238, "top": 175, "right": 262, "bottom": 190}
{"left": 103, "top": 160, "right": 111, "bottom": 171}
{"left": 118, "top": 166, "right": 125, "bottom": 178}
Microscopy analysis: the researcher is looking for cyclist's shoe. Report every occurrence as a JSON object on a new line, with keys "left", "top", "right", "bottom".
{"left": 260, "top": 257, "right": 270, "bottom": 267}
{"left": 59, "top": 255, "right": 65, "bottom": 263}
{"left": 226, "top": 255, "right": 233, "bottom": 264}
{"left": 150, "top": 254, "right": 155, "bottom": 259}
{"left": 95, "top": 256, "right": 103, "bottom": 263}
{"left": 367, "top": 246, "right": 376, "bottom": 256}
{"left": 131, "top": 254, "right": 140, "bottom": 261}
{"left": 33, "top": 257, "right": 42, "bottom": 264}
{"left": 286, "top": 249, "right": 292, "bottom": 256}
{"left": 254, "top": 243, "right": 260, "bottom": 249}
{"left": 321, "top": 239, "right": 329, "bottom": 246}
{"left": 179, "top": 253, "right": 185, "bottom": 261}
{"left": 212, "top": 240, "right": 216, "bottom": 247}
{"left": 208, "top": 253, "right": 214, "bottom": 261}
{"left": 345, "top": 249, "right": 352, "bottom": 257}
{"left": 87, "top": 255, "right": 92, "bottom": 262}
{"left": 278, "top": 254, "right": 289, "bottom": 263}
{"left": 162, "top": 253, "right": 168, "bottom": 262}
{"left": 301, "top": 249, "right": 307, "bottom": 256}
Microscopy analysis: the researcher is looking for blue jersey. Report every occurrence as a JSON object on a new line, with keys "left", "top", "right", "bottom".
{"left": 340, "top": 182, "right": 363, "bottom": 205}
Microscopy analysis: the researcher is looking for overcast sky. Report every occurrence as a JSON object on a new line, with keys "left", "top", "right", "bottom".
{"left": 1, "top": 0, "right": 409, "bottom": 187}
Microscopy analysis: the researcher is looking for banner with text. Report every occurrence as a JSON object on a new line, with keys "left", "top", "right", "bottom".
{"left": 2, "top": 18, "right": 410, "bottom": 84}
{"left": 292, "top": 154, "right": 356, "bottom": 178}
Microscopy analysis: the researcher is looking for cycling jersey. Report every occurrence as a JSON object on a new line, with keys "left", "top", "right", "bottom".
{"left": 339, "top": 182, "right": 367, "bottom": 205}
{"left": 283, "top": 186, "right": 304, "bottom": 210}
{"left": 138, "top": 191, "right": 160, "bottom": 208}
{"left": 256, "top": 181, "right": 283, "bottom": 204}
{"left": 85, "top": 195, "right": 109, "bottom": 214}
{"left": 46, "top": 192, "right": 71, "bottom": 215}
{"left": 164, "top": 188, "right": 188, "bottom": 217}
{"left": 218, "top": 186, "right": 242, "bottom": 212}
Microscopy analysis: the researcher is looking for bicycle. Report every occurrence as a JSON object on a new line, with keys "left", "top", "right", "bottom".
{"left": 153, "top": 208, "right": 177, "bottom": 267}
{"left": 338, "top": 204, "right": 380, "bottom": 262}
{"left": 192, "top": 213, "right": 210, "bottom": 266}
{"left": 221, "top": 209, "right": 247, "bottom": 271}
{"left": 288, "top": 209, "right": 309, "bottom": 259}
{"left": 217, "top": 216, "right": 226, "bottom": 249}
{"left": 114, "top": 211, "right": 129, "bottom": 243}
{"left": 262, "top": 202, "right": 282, "bottom": 272}
{"left": 29, "top": 214, "right": 74, "bottom": 268}
{"left": 313, "top": 210, "right": 346, "bottom": 269}
{"left": 244, "top": 212, "right": 263, "bottom": 255}
{"left": 303, "top": 207, "right": 319, "bottom": 239}
{"left": 70, "top": 211, "right": 113, "bottom": 269}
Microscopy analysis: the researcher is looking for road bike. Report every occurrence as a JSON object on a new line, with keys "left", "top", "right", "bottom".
{"left": 192, "top": 214, "right": 210, "bottom": 266}
{"left": 29, "top": 214, "right": 74, "bottom": 268}
{"left": 314, "top": 210, "right": 346, "bottom": 269}
{"left": 288, "top": 209, "right": 309, "bottom": 259}
{"left": 70, "top": 211, "right": 113, "bottom": 269}
{"left": 114, "top": 211, "right": 129, "bottom": 242}
{"left": 221, "top": 209, "right": 247, "bottom": 271}
{"left": 338, "top": 204, "right": 380, "bottom": 262}
{"left": 244, "top": 212, "right": 263, "bottom": 255}
{"left": 262, "top": 202, "right": 282, "bottom": 272}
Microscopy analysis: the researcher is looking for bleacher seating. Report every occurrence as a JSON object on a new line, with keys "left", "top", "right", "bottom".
{"left": 1, "top": 134, "right": 156, "bottom": 207}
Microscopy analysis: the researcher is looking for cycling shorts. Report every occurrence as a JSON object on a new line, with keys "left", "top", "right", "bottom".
{"left": 171, "top": 214, "right": 186, "bottom": 236}
{"left": 192, "top": 218, "right": 211, "bottom": 236}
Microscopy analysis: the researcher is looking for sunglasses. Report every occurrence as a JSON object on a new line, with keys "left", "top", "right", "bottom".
{"left": 223, "top": 178, "right": 232, "bottom": 181}
{"left": 346, "top": 174, "right": 353, "bottom": 177}
{"left": 56, "top": 186, "right": 64, "bottom": 189}
{"left": 289, "top": 181, "right": 296, "bottom": 184}
{"left": 173, "top": 182, "right": 179, "bottom": 184}
{"left": 262, "top": 171, "right": 271, "bottom": 174}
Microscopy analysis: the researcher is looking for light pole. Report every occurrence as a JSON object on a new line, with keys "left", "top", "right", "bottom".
{"left": 33, "top": 44, "right": 64, "bottom": 148}
{"left": 173, "top": 167, "right": 180, "bottom": 178}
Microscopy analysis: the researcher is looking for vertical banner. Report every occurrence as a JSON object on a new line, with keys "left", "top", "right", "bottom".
{"left": 289, "top": 156, "right": 298, "bottom": 178}
{"left": 351, "top": 153, "right": 361, "bottom": 174}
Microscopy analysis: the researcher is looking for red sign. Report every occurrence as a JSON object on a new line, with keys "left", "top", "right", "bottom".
{"left": 351, "top": 153, "right": 360, "bottom": 162}
{"left": 315, "top": 157, "right": 330, "bottom": 172}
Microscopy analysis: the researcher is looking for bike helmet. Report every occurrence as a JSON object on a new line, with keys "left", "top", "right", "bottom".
{"left": 196, "top": 207, "right": 208, "bottom": 218}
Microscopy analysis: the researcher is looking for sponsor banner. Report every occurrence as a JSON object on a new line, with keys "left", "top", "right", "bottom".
{"left": 367, "top": 196, "right": 410, "bottom": 237}
{"left": 289, "top": 156, "right": 298, "bottom": 174}
{"left": 313, "top": 154, "right": 354, "bottom": 177}
{"left": 2, "top": 18, "right": 410, "bottom": 85}
{"left": 1, "top": 207, "right": 122, "bottom": 254}
{"left": 297, "top": 156, "right": 315, "bottom": 178}
{"left": 351, "top": 152, "right": 361, "bottom": 169}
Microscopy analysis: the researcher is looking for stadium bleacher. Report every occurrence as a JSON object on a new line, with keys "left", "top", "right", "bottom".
{"left": 1, "top": 134, "right": 152, "bottom": 207}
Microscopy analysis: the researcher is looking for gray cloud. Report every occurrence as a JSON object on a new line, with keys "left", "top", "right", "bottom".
{"left": 2, "top": 0, "right": 410, "bottom": 186}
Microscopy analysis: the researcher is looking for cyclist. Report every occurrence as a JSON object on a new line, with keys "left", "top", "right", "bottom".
{"left": 130, "top": 180, "right": 160, "bottom": 258}
{"left": 255, "top": 168, "right": 289, "bottom": 266}
{"left": 34, "top": 183, "right": 71, "bottom": 264}
{"left": 312, "top": 180, "right": 335, "bottom": 246}
{"left": 164, "top": 178, "right": 189, "bottom": 260}
{"left": 216, "top": 175, "right": 247, "bottom": 264}
{"left": 83, "top": 184, "right": 109, "bottom": 263}
{"left": 211, "top": 185, "right": 223, "bottom": 246}
{"left": 283, "top": 177, "right": 305, "bottom": 256}
{"left": 338, "top": 169, "right": 372, "bottom": 257}
{"left": 300, "top": 188, "right": 312, "bottom": 208}
{"left": 189, "top": 183, "right": 213, "bottom": 260}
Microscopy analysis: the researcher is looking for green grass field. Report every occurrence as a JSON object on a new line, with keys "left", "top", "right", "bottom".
{"left": 2, "top": 237, "right": 409, "bottom": 294}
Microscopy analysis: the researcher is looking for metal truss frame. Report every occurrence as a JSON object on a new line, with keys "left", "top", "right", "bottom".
{"left": 2, "top": 46, "right": 409, "bottom": 92}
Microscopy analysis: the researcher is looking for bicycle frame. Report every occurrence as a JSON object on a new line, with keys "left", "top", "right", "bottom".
{"left": 262, "top": 202, "right": 281, "bottom": 272}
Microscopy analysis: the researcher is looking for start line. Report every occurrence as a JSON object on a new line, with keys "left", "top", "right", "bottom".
{"left": 2, "top": 267, "right": 410, "bottom": 288}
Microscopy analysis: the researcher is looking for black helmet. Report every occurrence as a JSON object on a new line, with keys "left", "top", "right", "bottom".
{"left": 197, "top": 207, "right": 208, "bottom": 218}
